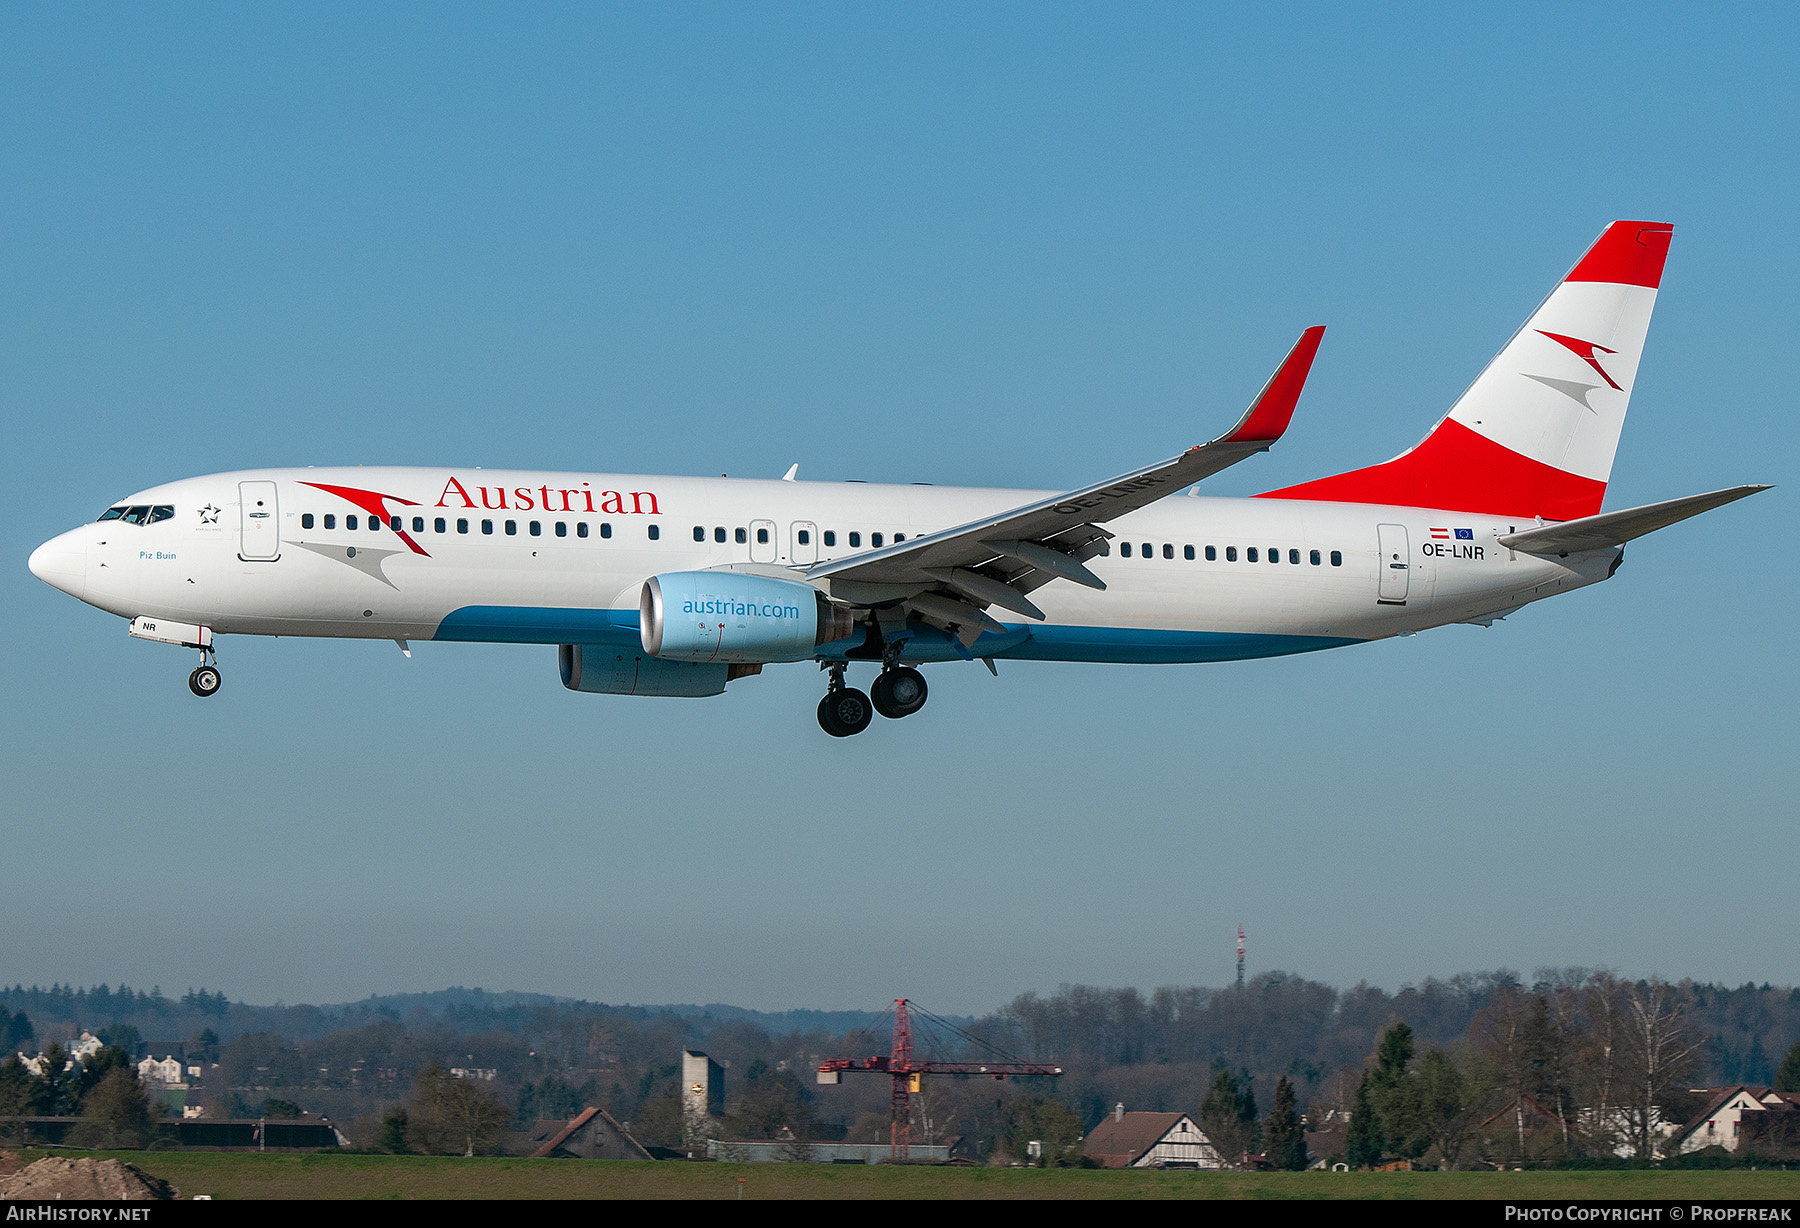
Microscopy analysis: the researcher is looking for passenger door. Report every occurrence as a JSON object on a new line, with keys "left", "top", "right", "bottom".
{"left": 239, "top": 481, "right": 281, "bottom": 561}
{"left": 1377, "top": 523, "right": 1408, "bottom": 604}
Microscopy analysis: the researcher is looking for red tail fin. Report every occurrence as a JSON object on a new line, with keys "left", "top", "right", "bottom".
{"left": 1260, "top": 222, "right": 1671, "bottom": 520}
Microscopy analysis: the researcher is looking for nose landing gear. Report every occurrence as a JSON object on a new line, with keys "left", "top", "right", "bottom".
{"left": 188, "top": 647, "right": 221, "bottom": 698}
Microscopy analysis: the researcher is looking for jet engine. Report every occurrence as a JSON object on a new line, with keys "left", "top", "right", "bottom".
{"left": 559, "top": 644, "right": 727, "bottom": 697}
{"left": 640, "top": 571, "right": 856, "bottom": 663}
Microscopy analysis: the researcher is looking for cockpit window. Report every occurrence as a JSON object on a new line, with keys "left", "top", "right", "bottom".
{"left": 120, "top": 506, "right": 152, "bottom": 525}
{"left": 98, "top": 507, "right": 126, "bottom": 522}
{"left": 148, "top": 505, "right": 174, "bottom": 524}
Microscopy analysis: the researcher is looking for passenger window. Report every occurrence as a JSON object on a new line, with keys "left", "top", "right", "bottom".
{"left": 302, "top": 513, "right": 315, "bottom": 529}
{"left": 555, "top": 522, "right": 567, "bottom": 538}
{"left": 411, "top": 517, "right": 423, "bottom": 532}
{"left": 872, "top": 533, "right": 884, "bottom": 547}
{"left": 693, "top": 526, "right": 705, "bottom": 542}
{"left": 1141, "top": 542, "right": 1151, "bottom": 557}
{"left": 1184, "top": 545, "right": 1195, "bottom": 560}
{"left": 599, "top": 523, "right": 611, "bottom": 538}
{"left": 1121, "top": 542, "right": 1133, "bottom": 557}
{"left": 529, "top": 521, "right": 541, "bottom": 536}
{"left": 1226, "top": 546, "right": 1237, "bottom": 561}
{"left": 1247, "top": 547, "right": 1258, "bottom": 562}
{"left": 1205, "top": 546, "right": 1216, "bottom": 561}
{"left": 1330, "top": 550, "right": 1343, "bottom": 566}
{"left": 798, "top": 529, "right": 811, "bottom": 545}
{"left": 1163, "top": 544, "right": 1173, "bottom": 559}
{"left": 149, "top": 506, "right": 174, "bottom": 524}
{"left": 457, "top": 519, "right": 469, "bottom": 534}
{"left": 347, "top": 515, "right": 359, "bottom": 530}
{"left": 370, "top": 516, "right": 381, "bottom": 531}
{"left": 894, "top": 533, "right": 904, "bottom": 542}
{"left": 506, "top": 520, "right": 518, "bottom": 536}
{"left": 714, "top": 527, "right": 727, "bottom": 543}
{"left": 849, "top": 532, "right": 862, "bottom": 547}
{"left": 823, "top": 530, "right": 836, "bottom": 547}
{"left": 1289, "top": 549, "right": 1300, "bottom": 565}
{"left": 735, "top": 527, "right": 747, "bottom": 544}
{"left": 482, "top": 519, "right": 494, "bottom": 535}
{"left": 648, "top": 524, "right": 660, "bottom": 540}
{"left": 435, "top": 518, "right": 446, "bottom": 533}
{"left": 1310, "top": 549, "right": 1321, "bottom": 565}
{"left": 1268, "top": 547, "right": 1278, "bottom": 563}
{"left": 324, "top": 514, "right": 337, "bottom": 530}
{"left": 577, "top": 523, "right": 589, "bottom": 538}
{"left": 757, "top": 527, "right": 770, "bottom": 544}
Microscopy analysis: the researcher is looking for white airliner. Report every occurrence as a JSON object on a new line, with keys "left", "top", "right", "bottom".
{"left": 28, "top": 221, "right": 1768, "bottom": 735}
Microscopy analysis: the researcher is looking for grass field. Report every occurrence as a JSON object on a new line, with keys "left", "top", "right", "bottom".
{"left": 11, "top": 1151, "right": 1800, "bottom": 1200}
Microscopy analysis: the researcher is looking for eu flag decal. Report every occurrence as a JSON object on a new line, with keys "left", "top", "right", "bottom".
{"left": 1454, "top": 528, "right": 1474, "bottom": 540}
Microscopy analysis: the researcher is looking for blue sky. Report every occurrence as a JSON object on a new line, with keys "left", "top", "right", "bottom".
{"left": 3, "top": 3, "right": 1794, "bottom": 1013}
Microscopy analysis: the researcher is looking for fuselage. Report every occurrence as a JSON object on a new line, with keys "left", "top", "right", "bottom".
{"left": 28, "top": 465, "right": 1617, "bottom": 667}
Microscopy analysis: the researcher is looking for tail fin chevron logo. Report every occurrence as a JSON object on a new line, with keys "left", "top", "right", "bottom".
{"left": 1537, "top": 331, "right": 1624, "bottom": 391}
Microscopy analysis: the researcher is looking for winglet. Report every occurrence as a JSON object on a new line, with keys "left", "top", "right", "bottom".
{"left": 1219, "top": 326, "right": 1325, "bottom": 445}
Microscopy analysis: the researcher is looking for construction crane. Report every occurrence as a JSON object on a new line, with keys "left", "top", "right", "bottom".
{"left": 816, "top": 998, "right": 1063, "bottom": 1162}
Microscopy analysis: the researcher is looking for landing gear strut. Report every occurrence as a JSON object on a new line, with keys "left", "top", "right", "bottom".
{"left": 871, "top": 666, "right": 928, "bottom": 719}
{"left": 816, "top": 665, "right": 872, "bottom": 737}
{"left": 188, "top": 646, "right": 221, "bottom": 698}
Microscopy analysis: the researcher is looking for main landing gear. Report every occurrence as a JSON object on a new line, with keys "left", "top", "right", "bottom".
{"left": 817, "top": 666, "right": 871, "bottom": 738}
{"left": 816, "top": 664, "right": 928, "bottom": 736}
{"left": 188, "top": 647, "right": 221, "bottom": 698}
{"left": 871, "top": 666, "right": 928, "bottom": 719}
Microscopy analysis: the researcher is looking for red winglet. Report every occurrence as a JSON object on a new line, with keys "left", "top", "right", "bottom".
{"left": 1222, "top": 325, "right": 1325, "bottom": 444}
{"left": 1564, "top": 221, "right": 1673, "bottom": 289}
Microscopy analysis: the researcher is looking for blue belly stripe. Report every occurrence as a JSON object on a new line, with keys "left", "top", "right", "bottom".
{"left": 433, "top": 605, "right": 1360, "bottom": 664}
{"left": 434, "top": 606, "right": 641, "bottom": 645}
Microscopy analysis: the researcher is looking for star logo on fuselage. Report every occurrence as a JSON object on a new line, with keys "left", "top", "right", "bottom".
{"left": 199, "top": 504, "right": 221, "bottom": 524}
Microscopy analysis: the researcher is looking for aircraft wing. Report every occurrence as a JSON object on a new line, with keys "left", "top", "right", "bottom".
{"left": 808, "top": 327, "right": 1324, "bottom": 629}
{"left": 1496, "top": 484, "right": 1771, "bottom": 555}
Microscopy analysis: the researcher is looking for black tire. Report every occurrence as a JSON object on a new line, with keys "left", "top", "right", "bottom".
{"left": 817, "top": 687, "right": 872, "bottom": 737}
{"left": 189, "top": 666, "right": 221, "bottom": 698}
{"left": 871, "top": 667, "right": 928, "bottom": 718}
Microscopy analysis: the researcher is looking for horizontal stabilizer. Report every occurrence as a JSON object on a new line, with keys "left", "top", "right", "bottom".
{"left": 1497, "top": 485, "right": 1770, "bottom": 555}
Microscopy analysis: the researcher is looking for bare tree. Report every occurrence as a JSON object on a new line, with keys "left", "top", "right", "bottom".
{"left": 1615, "top": 979, "right": 1705, "bottom": 1160}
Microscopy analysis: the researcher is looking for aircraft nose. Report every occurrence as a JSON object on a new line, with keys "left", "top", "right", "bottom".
{"left": 28, "top": 529, "right": 87, "bottom": 600}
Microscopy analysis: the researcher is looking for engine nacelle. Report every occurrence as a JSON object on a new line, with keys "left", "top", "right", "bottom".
{"left": 559, "top": 644, "right": 727, "bottom": 697}
{"left": 640, "top": 571, "right": 855, "bottom": 663}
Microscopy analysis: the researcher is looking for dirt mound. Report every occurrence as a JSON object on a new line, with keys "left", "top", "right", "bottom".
{"left": 0, "top": 1156, "right": 177, "bottom": 1200}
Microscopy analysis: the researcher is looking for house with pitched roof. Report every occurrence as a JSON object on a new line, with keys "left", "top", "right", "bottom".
{"left": 1669, "top": 1087, "right": 1800, "bottom": 1156}
{"left": 1081, "top": 1105, "right": 1225, "bottom": 1169}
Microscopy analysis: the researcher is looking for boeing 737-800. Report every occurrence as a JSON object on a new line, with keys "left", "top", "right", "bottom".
{"left": 28, "top": 221, "right": 1768, "bottom": 735}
